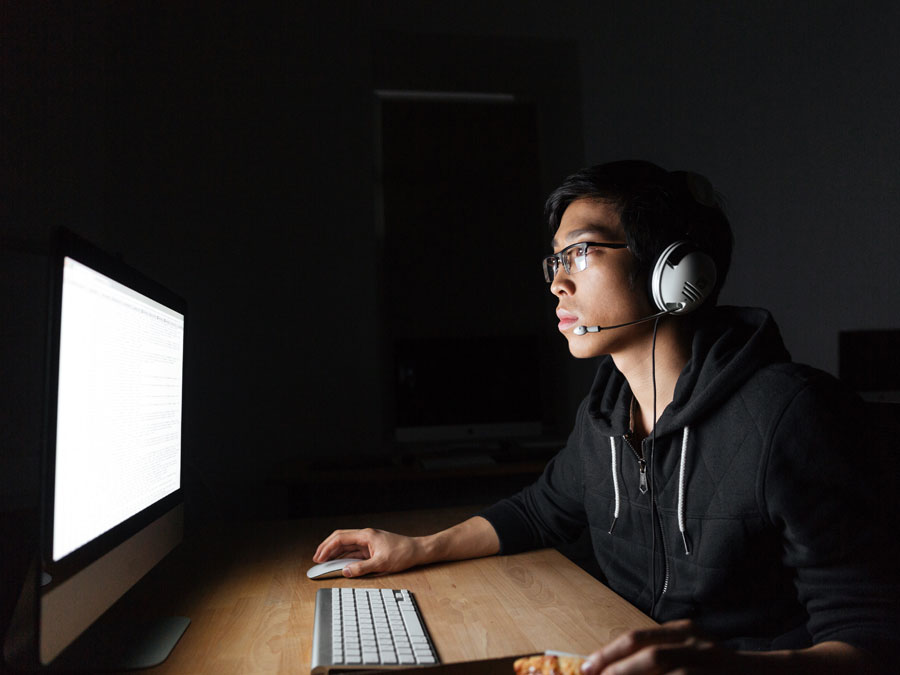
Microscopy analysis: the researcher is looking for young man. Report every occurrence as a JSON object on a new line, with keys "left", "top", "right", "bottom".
{"left": 314, "top": 161, "right": 896, "bottom": 673}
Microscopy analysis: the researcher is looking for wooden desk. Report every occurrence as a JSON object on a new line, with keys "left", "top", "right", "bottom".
{"left": 116, "top": 507, "right": 656, "bottom": 674}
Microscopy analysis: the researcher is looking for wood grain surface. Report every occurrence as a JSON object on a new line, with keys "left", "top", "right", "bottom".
{"left": 110, "top": 507, "right": 655, "bottom": 674}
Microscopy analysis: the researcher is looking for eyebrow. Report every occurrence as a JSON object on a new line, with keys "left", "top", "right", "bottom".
{"left": 551, "top": 224, "right": 622, "bottom": 250}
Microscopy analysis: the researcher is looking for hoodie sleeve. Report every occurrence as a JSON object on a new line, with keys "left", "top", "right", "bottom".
{"left": 478, "top": 398, "right": 591, "bottom": 555}
{"left": 761, "top": 372, "right": 900, "bottom": 664}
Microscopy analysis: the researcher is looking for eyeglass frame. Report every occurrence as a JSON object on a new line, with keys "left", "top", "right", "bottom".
{"left": 542, "top": 241, "right": 629, "bottom": 283}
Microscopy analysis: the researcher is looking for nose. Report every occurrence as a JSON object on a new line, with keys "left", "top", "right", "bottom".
{"left": 550, "top": 268, "right": 573, "bottom": 297}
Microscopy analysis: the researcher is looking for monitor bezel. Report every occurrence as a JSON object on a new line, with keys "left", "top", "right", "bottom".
{"left": 41, "top": 229, "right": 187, "bottom": 582}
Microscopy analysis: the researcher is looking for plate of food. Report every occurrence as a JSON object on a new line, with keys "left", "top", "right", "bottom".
{"left": 513, "top": 651, "right": 586, "bottom": 674}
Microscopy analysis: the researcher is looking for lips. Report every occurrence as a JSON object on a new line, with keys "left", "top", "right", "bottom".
{"left": 556, "top": 308, "right": 579, "bottom": 332}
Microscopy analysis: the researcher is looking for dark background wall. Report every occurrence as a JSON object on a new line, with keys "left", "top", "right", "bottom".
{"left": 3, "top": 1, "right": 899, "bottom": 516}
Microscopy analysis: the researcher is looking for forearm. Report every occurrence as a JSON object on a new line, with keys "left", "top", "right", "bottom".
{"left": 584, "top": 621, "right": 885, "bottom": 675}
{"left": 738, "top": 641, "right": 883, "bottom": 674}
{"left": 418, "top": 516, "right": 500, "bottom": 565}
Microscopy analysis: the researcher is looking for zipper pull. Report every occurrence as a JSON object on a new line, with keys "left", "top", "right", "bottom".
{"left": 638, "top": 458, "right": 648, "bottom": 494}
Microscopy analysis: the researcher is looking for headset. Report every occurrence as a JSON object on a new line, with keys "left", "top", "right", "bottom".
{"left": 650, "top": 239, "right": 717, "bottom": 314}
{"left": 574, "top": 239, "right": 717, "bottom": 335}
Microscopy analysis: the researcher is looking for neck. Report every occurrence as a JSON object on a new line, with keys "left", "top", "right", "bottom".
{"left": 612, "top": 317, "right": 693, "bottom": 436}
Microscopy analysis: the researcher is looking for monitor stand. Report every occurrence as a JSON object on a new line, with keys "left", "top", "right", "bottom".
{"left": 49, "top": 615, "right": 190, "bottom": 671}
{"left": 4, "top": 559, "right": 190, "bottom": 672}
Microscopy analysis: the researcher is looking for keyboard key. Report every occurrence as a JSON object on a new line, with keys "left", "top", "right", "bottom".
{"left": 401, "top": 612, "right": 425, "bottom": 636}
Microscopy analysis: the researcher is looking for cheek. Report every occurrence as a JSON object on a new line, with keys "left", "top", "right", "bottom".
{"left": 611, "top": 268, "right": 653, "bottom": 312}
{"left": 592, "top": 268, "right": 643, "bottom": 309}
{"left": 578, "top": 272, "right": 656, "bottom": 328}
{"left": 627, "top": 280, "right": 655, "bottom": 313}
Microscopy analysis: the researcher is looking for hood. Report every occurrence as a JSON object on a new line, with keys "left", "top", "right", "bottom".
{"left": 586, "top": 306, "right": 792, "bottom": 437}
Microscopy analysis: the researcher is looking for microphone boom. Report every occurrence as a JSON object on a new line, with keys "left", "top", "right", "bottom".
{"left": 574, "top": 306, "right": 682, "bottom": 336}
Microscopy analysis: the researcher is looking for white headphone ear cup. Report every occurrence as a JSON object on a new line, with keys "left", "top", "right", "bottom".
{"left": 650, "top": 241, "right": 717, "bottom": 314}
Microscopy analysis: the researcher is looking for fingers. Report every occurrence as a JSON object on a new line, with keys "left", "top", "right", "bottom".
{"left": 313, "top": 529, "right": 343, "bottom": 562}
{"left": 597, "top": 643, "right": 712, "bottom": 675}
{"left": 600, "top": 620, "right": 698, "bottom": 665}
{"left": 581, "top": 621, "right": 717, "bottom": 675}
{"left": 314, "top": 529, "right": 375, "bottom": 563}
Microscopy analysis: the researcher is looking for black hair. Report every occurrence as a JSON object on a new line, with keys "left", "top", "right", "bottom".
{"left": 544, "top": 160, "right": 733, "bottom": 307}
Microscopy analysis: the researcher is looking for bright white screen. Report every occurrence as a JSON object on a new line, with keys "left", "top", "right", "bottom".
{"left": 53, "top": 257, "right": 184, "bottom": 562}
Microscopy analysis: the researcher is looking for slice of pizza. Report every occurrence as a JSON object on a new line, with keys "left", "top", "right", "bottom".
{"left": 513, "top": 652, "right": 586, "bottom": 675}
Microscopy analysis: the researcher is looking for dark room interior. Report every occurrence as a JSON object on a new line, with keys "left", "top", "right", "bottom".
{"left": 2, "top": 1, "right": 900, "bottom": 670}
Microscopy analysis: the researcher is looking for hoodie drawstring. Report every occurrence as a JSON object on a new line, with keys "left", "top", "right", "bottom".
{"left": 608, "top": 436, "right": 620, "bottom": 534}
{"left": 609, "top": 427, "right": 692, "bottom": 556}
{"left": 678, "top": 426, "right": 691, "bottom": 555}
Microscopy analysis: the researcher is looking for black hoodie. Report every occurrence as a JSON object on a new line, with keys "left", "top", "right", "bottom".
{"left": 481, "top": 306, "right": 898, "bottom": 660}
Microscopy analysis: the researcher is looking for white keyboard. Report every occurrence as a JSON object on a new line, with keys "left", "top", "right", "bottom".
{"left": 311, "top": 588, "right": 440, "bottom": 673}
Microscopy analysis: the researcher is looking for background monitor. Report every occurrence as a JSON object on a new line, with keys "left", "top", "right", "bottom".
{"left": 31, "top": 230, "right": 189, "bottom": 668}
{"left": 393, "top": 335, "right": 543, "bottom": 444}
{"left": 839, "top": 329, "right": 900, "bottom": 403}
{"left": 377, "top": 93, "right": 548, "bottom": 451}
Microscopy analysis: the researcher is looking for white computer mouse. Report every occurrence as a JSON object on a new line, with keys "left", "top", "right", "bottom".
{"left": 306, "top": 558, "right": 365, "bottom": 580}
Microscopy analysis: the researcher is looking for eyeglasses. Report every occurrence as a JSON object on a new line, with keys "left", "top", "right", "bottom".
{"left": 542, "top": 241, "right": 628, "bottom": 283}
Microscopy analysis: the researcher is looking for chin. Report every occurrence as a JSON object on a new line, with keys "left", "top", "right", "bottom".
{"left": 566, "top": 336, "right": 604, "bottom": 359}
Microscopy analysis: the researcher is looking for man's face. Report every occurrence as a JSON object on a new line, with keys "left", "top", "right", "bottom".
{"left": 550, "top": 198, "right": 656, "bottom": 358}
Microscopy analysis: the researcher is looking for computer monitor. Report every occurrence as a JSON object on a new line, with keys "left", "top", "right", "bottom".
{"left": 9, "top": 230, "right": 190, "bottom": 668}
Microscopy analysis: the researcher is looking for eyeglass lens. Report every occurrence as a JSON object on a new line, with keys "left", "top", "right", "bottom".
{"left": 543, "top": 243, "right": 588, "bottom": 282}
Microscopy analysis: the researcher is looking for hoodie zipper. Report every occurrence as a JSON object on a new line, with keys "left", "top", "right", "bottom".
{"left": 623, "top": 434, "right": 670, "bottom": 611}
{"left": 622, "top": 434, "right": 648, "bottom": 494}
{"left": 646, "top": 437, "right": 671, "bottom": 609}
{"left": 654, "top": 497, "right": 670, "bottom": 596}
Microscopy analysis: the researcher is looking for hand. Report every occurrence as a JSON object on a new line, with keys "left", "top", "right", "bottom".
{"left": 581, "top": 620, "right": 743, "bottom": 675}
{"left": 313, "top": 528, "right": 427, "bottom": 578}
{"left": 582, "top": 628, "right": 883, "bottom": 675}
